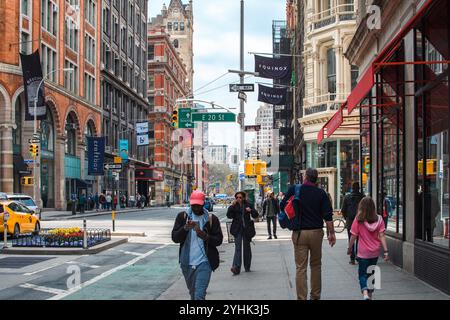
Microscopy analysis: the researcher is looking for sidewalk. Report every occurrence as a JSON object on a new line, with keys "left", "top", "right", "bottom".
{"left": 158, "top": 237, "right": 450, "bottom": 300}
{"left": 40, "top": 207, "right": 162, "bottom": 221}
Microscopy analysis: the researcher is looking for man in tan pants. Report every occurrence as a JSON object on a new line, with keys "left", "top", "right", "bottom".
{"left": 281, "top": 168, "right": 336, "bottom": 300}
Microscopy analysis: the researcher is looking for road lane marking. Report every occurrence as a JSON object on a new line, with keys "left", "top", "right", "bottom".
{"left": 20, "top": 283, "right": 68, "bottom": 295}
{"left": 23, "top": 263, "right": 62, "bottom": 276}
{"left": 65, "top": 261, "right": 100, "bottom": 269}
{"left": 119, "top": 250, "right": 144, "bottom": 256}
{"left": 49, "top": 244, "right": 170, "bottom": 300}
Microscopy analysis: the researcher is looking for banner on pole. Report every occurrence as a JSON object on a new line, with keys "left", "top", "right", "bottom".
{"left": 119, "top": 139, "right": 128, "bottom": 163}
{"left": 254, "top": 55, "right": 292, "bottom": 80}
{"left": 87, "top": 137, "right": 105, "bottom": 176}
{"left": 136, "top": 122, "right": 149, "bottom": 146}
{"left": 258, "top": 84, "right": 288, "bottom": 105}
{"left": 20, "top": 50, "right": 47, "bottom": 121}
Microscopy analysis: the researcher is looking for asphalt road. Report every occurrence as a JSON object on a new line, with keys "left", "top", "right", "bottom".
{"left": 0, "top": 207, "right": 230, "bottom": 300}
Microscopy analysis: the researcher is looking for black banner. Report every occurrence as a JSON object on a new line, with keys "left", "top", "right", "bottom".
{"left": 258, "top": 85, "right": 287, "bottom": 105}
{"left": 254, "top": 55, "right": 292, "bottom": 80}
{"left": 87, "top": 137, "right": 105, "bottom": 176}
{"left": 20, "top": 50, "right": 46, "bottom": 121}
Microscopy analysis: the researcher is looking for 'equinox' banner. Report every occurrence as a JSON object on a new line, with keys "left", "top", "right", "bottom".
{"left": 258, "top": 85, "right": 287, "bottom": 105}
{"left": 20, "top": 50, "right": 47, "bottom": 121}
{"left": 255, "top": 55, "right": 292, "bottom": 80}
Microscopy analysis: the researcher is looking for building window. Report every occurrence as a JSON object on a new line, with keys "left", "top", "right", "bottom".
{"left": 351, "top": 65, "right": 359, "bottom": 90}
{"left": 65, "top": 113, "right": 77, "bottom": 156}
{"left": 65, "top": 14, "right": 79, "bottom": 52}
{"left": 174, "top": 22, "right": 178, "bottom": 31}
{"left": 64, "top": 59, "right": 78, "bottom": 94}
{"left": 113, "top": 16, "right": 119, "bottom": 44}
{"left": 148, "top": 44, "right": 154, "bottom": 60}
{"left": 84, "top": 33, "right": 96, "bottom": 66}
{"left": 41, "top": 0, "right": 58, "bottom": 36}
{"left": 85, "top": 0, "right": 96, "bottom": 27}
{"left": 20, "top": 32, "right": 30, "bottom": 55}
{"left": 21, "top": 0, "right": 29, "bottom": 16}
{"left": 327, "top": 48, "right": 336, "bottom": 100}
{"left": 180, "top": 22, "right": 185, "bottom": 31}
{"left": 84, "top": 72, "right": 95, "bottom": 104}
{"left": 167, "top": 22, "right": 172, "bottom": 31}
{"left": 40, "top": 44, "right": 57, "bottom": 83}
{"left": 173, "top": 39, "right": 179, "bottom": 48}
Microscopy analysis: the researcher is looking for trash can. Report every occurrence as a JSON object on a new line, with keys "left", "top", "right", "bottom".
{"left": 226, "top": 221, "right": 235, "bottom": 243}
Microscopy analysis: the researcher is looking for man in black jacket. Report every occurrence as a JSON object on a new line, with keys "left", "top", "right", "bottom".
{"left": 341, "top": 182, "right": 365, "bottom": 264}
{"left": 227, "top": 191, "right": 259, "bottom": 274}
{"left": 171, "top": 190, "right": 223, "bottom": 300}
{"left": 263, "top": 192, "right": 280, "bottom": 239}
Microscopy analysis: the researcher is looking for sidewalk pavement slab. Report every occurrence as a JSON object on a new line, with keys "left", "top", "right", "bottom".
{"left": 157, "top": 238, "right": 450, "bottom": 300}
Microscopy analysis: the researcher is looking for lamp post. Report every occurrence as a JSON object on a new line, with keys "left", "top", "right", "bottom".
{"left": 32, "top": 68, "right": 73, "bottom": 206}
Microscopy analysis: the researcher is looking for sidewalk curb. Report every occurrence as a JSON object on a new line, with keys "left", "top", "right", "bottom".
{"left": 111, "top": 232, "right": 146, "bottom": 237}
{"left": 41, "top": 207, "right": 163, "bottom": 221}
{"left": 0, "top": 237, "right": 128, "bottom": 255}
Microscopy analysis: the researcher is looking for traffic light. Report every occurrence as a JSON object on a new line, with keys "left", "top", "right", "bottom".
{"left": 172, "top": 109, "right": 179, "bottom": 128}
{"left": 29, "top": 143, "right": 39, "bottom": 157}
{"left": 245, "top": 160, "right": 255, "bottom": 176}
{"left": 21, "top": 177, "right": 34, "bottom": 186}
{"left": 363, "top": 156, "right": 370, "bottom": 173}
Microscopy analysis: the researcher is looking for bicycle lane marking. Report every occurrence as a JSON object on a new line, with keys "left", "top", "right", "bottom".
{"left": 48, "top": 244, "right": 170, "bottom": 300}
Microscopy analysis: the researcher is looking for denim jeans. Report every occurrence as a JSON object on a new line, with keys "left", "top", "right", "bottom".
{"left": 181, "top": 261, "right": 212, "bottom": 300}
{"left": 347, "top": 228, "right": 357, "bottom": 261}
{"left": 357, "top": 257, "right": 379, "bottom": 293}
{"left": 267, "top": 216, "right": 277, "bottom": 237}
{"left": 232, "top": 231, "right": 252, "bottom": 271}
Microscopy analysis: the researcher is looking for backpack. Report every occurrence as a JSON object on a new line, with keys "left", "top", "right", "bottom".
{"left": 278, "top": 184, "right": 302, "bottom": 231}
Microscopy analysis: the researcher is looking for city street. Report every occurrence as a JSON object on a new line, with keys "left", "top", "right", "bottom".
{"left": 0, "top": 207, "right": 447, "bottom": 300}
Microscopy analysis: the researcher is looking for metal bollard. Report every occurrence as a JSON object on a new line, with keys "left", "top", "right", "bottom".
{"left": 83, "top": 219, "right": 87, "bottom": 249}
{"left": 3, "top": 223, "right": 8, "bottom": 249}
{"left": 112, "top": 210, "right": 115, "bottom": 232}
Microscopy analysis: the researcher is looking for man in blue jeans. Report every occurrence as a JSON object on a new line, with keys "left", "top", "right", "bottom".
{"left": 172, "top": 190, "right": 223, "bottom": 300}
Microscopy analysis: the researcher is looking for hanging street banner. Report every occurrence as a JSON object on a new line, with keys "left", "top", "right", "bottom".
{"left": 258, "top": 84, "right": 287, "bottom": 105}
{"left": 119, "top": 139, "right": 128, "bottom": 163}
{"left": 87, "top": 137, "right": 105, "bottom": 176}
{"left": 20, "top": 50, "right": 47, "bottom": 121}
{"left": 254, "top": 55, "right": 292, "bottom": 80}
{"left": 136, "top": 122, "right": 149, "bottom": 146}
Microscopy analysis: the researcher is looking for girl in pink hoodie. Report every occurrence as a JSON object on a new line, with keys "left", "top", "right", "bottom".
{"left": 348, "top": 197, "right": 389, "bottom": 300}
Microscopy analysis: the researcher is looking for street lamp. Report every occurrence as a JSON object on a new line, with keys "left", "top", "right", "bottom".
{"left": 32, "top": 68, "right": 74, "bottom": 206}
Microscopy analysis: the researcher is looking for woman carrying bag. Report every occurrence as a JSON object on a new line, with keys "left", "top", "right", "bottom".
{"left": 227, "top": 191, "right": 259, "bottom": 275}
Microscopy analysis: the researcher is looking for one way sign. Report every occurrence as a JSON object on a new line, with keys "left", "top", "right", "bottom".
{"left": 229, "top": 84, "right": 255, "bottom": 92}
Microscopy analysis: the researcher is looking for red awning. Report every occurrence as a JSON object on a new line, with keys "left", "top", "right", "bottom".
{"left": 317, "top": 0, "right": 436, "bottom": 143}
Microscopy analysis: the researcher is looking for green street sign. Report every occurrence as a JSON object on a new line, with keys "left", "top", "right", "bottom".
{"left": 178, "top": 108, "right": 194, "bottom": 128}
{"left": 192, "top": 113, "right": 236, "bottom": 122}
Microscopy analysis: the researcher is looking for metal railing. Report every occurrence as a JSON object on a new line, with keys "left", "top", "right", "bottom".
{"left": 310, "top": 4, "right": 356, "bottom": 30}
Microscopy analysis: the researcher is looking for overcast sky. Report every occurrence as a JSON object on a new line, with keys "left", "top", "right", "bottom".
{"left": 149, "top": 0, "right": 285, "bottom": 149}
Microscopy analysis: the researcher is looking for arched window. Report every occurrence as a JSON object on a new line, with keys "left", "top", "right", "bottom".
{"left": 65, "top": 113, "right": 77, "bottom": 155}
{"left": 84, "top": 120, "right": 95, "bottom": 157}
{"left": 173, "top": 39, "right": 179, "bottom": 48}
{"left": 40, "top": 105, "right": 54, "bottom": 152}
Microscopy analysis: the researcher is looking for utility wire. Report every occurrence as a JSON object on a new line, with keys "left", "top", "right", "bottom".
{"left": 194, "top": 75, "right": 254, "bottom": 98}
{"left": 192, "top": 72, "right": 230, "bottom": 94}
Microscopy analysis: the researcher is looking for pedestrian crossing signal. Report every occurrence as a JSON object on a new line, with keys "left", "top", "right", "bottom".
{"left": 172, "top": 110, "right": 179, "bottom": 128}
{"left": 21, "top": 177, "right": 34, "bottom": 186}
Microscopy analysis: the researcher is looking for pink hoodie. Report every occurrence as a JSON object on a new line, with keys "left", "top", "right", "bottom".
{"left": 350, "top": 215, "right": 386, "bottom": 259}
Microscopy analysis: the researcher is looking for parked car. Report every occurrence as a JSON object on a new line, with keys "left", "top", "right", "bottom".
{"left": 6, "top": 194, "right": 40, "bottom": 214}
{"left": 0, "top": 200, "right": 40, "bottom": 238}
{"left": 204, "top": 197, "right": 214, "bottom": 212}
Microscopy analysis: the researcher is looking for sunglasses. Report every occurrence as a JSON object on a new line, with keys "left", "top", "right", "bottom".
{"left": 235, "top": 196, "right": 243, "bottom": 199}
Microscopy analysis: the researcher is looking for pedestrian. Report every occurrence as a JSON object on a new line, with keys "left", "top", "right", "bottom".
{"left": 106, "top": 193, "right": 112, "bottom": 211}
{"left": 280, "top": 168, "right": 336, "bottom": 300}
{"left": 136, "top": 193, "right": 141, "bottom": 208}
{"left": 99, "top": 193, "right": 106, "bottom": 210}
{"left": 140, "top": 194, "right": 146, "bottom": 209}
{"left": 341, "top": 181, "right": 365, "bottom": 265}
{"left": 113, "top": 194, "right": 118, "bottom": 211}
{"left": 347, "top": 197, "right": 389, "bottom": 300}
{"left": 94, "top": 193, "right": 99, "bottom": 212}
{"left": 227, "top": 191, "right": 259, "bottom": 275}
{"left": 171, "top": 190, "right": 223, "bottom": 300}
{"left": 79, "top": 192, "right": 86, "bottom": 214}
{"left": 262, "top": 192, "right": 279, "bottom": 239}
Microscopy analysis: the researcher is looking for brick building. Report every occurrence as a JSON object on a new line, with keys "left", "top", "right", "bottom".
{"left": 147, "top": 26, "right": 190, "bottom": 205}
{"left": 0, "top": 0, "right": 102, "bottom": 210}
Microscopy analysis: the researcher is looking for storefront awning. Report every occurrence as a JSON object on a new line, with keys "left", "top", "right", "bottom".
{"left": 318, "top": 0, "right": 438, "bottom": 143}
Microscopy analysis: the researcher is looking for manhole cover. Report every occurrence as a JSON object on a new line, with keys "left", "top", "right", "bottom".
{"left": 0, "top": 257, "right": 55, "bottom": 268}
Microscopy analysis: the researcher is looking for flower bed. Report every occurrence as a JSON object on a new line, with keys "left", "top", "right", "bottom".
{"left": 12, "top": 228, "right": 111, "bottom": 248}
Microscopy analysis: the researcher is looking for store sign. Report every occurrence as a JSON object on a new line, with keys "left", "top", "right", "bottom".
{"left": 258, "top": 84, "right": 287, "bottom": 105}
{"left": 87, "top": 137, "right": 105, "bottom": 176}
{"left": 254, "top": 55, "right": 292, "bottom": 80}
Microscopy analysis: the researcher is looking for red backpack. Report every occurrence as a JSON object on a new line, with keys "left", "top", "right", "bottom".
{"left": 284, "top": 185, "right": 301, "bottom": 219}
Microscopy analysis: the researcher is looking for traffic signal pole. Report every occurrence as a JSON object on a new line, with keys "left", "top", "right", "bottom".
{"left": 239, "top": 0, "right": 245, "bottom": 191}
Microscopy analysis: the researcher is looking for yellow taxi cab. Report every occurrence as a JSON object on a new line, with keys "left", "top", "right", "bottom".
{"left": 0, "top": 200, "right": 40, "bottom": 238}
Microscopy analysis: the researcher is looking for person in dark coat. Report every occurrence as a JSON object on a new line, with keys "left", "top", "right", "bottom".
{"left": 171, "top": 190, "right": 223, "bottom": 300}
{"left": 263, "top": 192, "right": 280, "bottom": 239}
{"left": 341, "top": 182, "right": 365, "bottom": 264}
{"left": 227, "top": 191, "right": 259, "bottom": 275}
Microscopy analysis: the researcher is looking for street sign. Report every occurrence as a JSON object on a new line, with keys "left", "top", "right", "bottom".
{"left": 238, "top": 91, "right": 247, "bottom": 103}
{"left": 28, "top": 138, "right": 40, "bottom": 144}
{"left": 239, "top": 173, "right": 245, "bottom": 181}
{"left": 23, "top": 159, "right": 35, "bottom": 165}
{"left": 104, "top": 163, "right": 122, "bottom": 170}
{"left": 192, "top": 113, "right": 236, "bottom": 122}
{"left": 245, "top": 125, "right": 261, "bottom": 132}
{"left": 229, "top": 84, "right": 255, "bottom": 92}
{"left": 178, "top": 108, "right": 194, "bottom": 128}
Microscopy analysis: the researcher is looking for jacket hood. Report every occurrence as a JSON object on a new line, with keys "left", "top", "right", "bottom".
{"left": 364, "top": 215, "right": 383, "bottom": 232}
